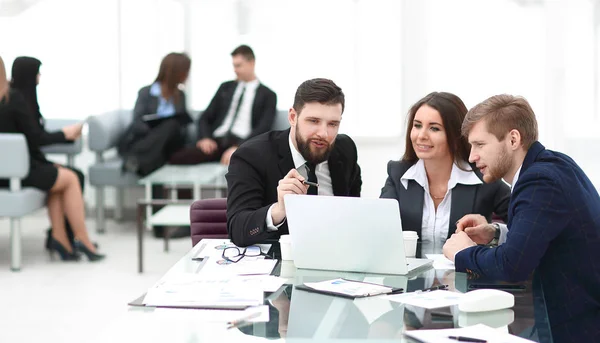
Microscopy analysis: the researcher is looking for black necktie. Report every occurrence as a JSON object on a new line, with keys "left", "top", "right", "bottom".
{"left": 305, "top": 162, "right": 318, "bottom": 195}
{"left": 225, "top": 86, "right": 246, "bottom": 136}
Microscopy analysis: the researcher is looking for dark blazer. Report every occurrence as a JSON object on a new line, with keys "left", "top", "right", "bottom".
{"left": 133, "top": 85, "right": 189, "bottom": 121}
{"left": 0, "top": 89, "right": 49, "bottom": 164}
{"left": 455, "top": 142, "right": 600, "bottom": 342}
{"left": 380, "top": 160, "right": 510, "bottom": 238}
{"left": 7, "top": 89, "right": 69, "bottom": 147}
{"left": 226, "top": 129, "right": 362, "bottom": 247}
{"left": 197, "top": 81, "right": 277, "bottom": 142}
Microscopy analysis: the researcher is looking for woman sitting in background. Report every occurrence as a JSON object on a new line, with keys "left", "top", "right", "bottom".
{"left": 10, "top": 56, "right": 87, "bottom": 252}
{"left": 0, "top": 56, "right": 104, "bottom": 262}
{"left": 380, "top": 92, "right": 510, "bottom": 254}
{"left": 119, "top": 52, "right": 192, "bottom": 176}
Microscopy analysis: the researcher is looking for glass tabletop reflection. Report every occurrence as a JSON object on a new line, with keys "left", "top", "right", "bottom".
{"left": 232, "top": 244, "right": 553, "bottom": 343}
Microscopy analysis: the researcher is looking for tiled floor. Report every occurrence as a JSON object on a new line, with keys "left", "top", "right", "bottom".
{"left": 0, "top": 211, "right": 192, "bottom": 343}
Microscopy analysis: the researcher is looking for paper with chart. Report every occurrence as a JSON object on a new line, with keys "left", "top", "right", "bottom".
{"left": 143, "top": 274, "right": 265, "bottom": 309}
{"left": 386, "top": 290, "right": 464, "bottom": 309}
{"left": 425, "top": 254, "right": 455, "bottom": 270}
{"left": 194, "top": 240, "right": 277, "bottom": 275}
{"left": 404, "top": 323, "right": 535, "bottom": 342}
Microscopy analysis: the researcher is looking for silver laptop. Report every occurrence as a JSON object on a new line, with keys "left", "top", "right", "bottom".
{"left": 284, "top": 195, "right": 432, "bottom": 275}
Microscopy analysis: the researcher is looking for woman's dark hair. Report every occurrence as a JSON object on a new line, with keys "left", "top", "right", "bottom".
{"left": 402, "top": 92, "right": 470, "bottom": 167}
{"left": 10, "top": 56, "right": 42, "bottom": 115}
{"left": 154, "top": 52, "right": 191, "bottom": 103}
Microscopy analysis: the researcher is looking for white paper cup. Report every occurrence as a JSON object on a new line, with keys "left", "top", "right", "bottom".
{"left": 279, "top": 234, "right": 293, "bottom": 261}
{"left": 403, "top": 231, "right": 419, "bottom": 258}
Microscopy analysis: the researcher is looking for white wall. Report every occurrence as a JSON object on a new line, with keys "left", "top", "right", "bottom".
{"left": 2, "top": 0, "right": 599, "bottom": 210}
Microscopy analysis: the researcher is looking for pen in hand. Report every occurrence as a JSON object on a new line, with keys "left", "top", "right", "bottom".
{"left": 447, "top": 335, "right": 487, "bottom": 342}
{"left": 302, "top": 180, "right": 319, "bottom": 188}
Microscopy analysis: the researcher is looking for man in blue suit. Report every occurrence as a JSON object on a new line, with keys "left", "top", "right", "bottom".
{"left": 443, "top": 94, "right": 600, "bottom": 342}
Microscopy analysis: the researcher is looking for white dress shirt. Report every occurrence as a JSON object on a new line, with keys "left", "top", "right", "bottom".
{"left": 400, "top": 159, "right": 483, "bottom": 254}
{"left": 265, "top": 134, "right": 334, "bottom": 231}
{"left": 213, "top": 79, "right": 260, "bottom": 139}
{"left": 510, "top": 165, "right": 522, "bottom": 193}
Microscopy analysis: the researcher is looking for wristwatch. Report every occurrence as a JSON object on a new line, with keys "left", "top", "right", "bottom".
{"left": 488, "top": 223, "right": 501, "bottom": 246}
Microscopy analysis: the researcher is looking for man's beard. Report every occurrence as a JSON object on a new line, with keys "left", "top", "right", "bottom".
{"left": 295, "top": 127, "right": 334, "bottom": 165}
{"left": 485, "top": 145, "right": 512, "bottom": 183}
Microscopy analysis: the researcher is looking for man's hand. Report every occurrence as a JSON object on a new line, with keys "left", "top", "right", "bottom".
{"left": 62, "top": 122, "right": 83, "bottom": 140}
{"left": 196, "top": 138, "right": 218, "bottom": 155}
{"left": 443, "top": 231, "right": 476, "bottom": 262}
{"left": 271, "top": 169, "right": 309, "bottom": 225}
{"left": 455, "top": 214, "right": 496, "bottom": 245}
{"left": 220, "top": 146, "right": 237, "bottom": 165}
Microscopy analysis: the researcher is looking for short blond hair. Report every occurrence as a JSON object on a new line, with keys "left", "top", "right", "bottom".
{"left": 462, "top": 94, "right": 538, "bottom": 149}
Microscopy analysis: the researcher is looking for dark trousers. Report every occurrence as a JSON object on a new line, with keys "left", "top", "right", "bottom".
{"left": 126, "top": 119, "right": 186, "bottom": 176}
{"left": 169, "top": 136, "right": 241, "bottom": 165}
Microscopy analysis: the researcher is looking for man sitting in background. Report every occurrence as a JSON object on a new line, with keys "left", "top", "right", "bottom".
{"left": 170, "top": 45, "right": 277, "bottom": 165}
{"left": 443, "top": 94, "right": 600, "bottom": 342}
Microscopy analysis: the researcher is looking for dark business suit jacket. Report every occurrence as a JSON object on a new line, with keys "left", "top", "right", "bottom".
{"left": 226, "top": 129, "right": 362, "bottom": 247}
{"left": 380, "top": 160, "right": 510, "bottom": 238}
{"left": 0, "top": 89, "right": 49, "bottom": 164}
{"left": 455, "top": 142, "right": 600, "bottom": 342}
{"left": 197, "top": 81, "right": 277, "bottom": 142}
{"left": 133, "top": 85, "right": 189, "bottom": 120}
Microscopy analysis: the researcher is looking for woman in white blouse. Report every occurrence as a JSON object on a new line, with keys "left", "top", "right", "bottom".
{"left": 380, "top": 92, "right": 510, "bottom": 254}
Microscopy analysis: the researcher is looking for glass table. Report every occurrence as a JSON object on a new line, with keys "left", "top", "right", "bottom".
{"left": 135, "top": 163, "right": 228, "bottom": 273}
{"left": 119, "top": 241, "right": 554, "bottom": 343}
{"left": 138, "top": 162, "right": 228, "bottom": 226}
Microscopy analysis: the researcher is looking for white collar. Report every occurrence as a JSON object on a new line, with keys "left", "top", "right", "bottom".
{"left": 288, "top": 133, "right": 328, "bottom": 169}
{"left": 400, "top": 159, "right": 482, "bottom": 190}
{"left": 238, "top": 79, "right": 260, "bottom": 89}
{"left": 510, "top": 165, "right": 523, "bottom": 193}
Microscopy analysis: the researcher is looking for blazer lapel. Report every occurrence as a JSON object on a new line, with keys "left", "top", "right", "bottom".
{"left": 251, "top": 85, "right": 264, "bottom": 120}
{"left": 327, "top": 148, "right": 348, "bottom": 196}
{"left": 448, "top": 184, "right": 477, "bottom": 238}
{"left": 399, "top": 180, "right": 425, "bottom": 237}
{"left": 277, "top": 129, "right": 294, "bottom": 177}
{"left": 148, "top": 96, "right": 159, "bottom": 114}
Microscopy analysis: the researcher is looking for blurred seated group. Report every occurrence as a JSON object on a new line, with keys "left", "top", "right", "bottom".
{"left": 0, "top": 56, "right": 104, "bottom": 262}
{"left": 119, "top": 44, "right": 277, "bottom": 177}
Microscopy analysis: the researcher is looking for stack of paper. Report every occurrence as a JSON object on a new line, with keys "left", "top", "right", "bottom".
{"left": 404, "top": 323, "right": 535, "bottom": 342}
{"left": 143, "top": 274, "right": 281, "bottom": 309}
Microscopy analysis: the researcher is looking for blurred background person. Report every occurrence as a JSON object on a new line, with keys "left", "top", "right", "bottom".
{"left": 0, "top": 56, "right": 104, "bottom": 262}
{"left": 10, "top": 56, "right": 87, "bottom": 252}
{"left": 118, "top": 52, "right": 192, "bottom": 239}
{"left": 380, "top": 92, "right": 510, "bottom": 255}
{"left": 169, "top": 44, "right": 277, "bottom": 166}
{"left": 119, "top": 52, "right": 192, "bottom": 176}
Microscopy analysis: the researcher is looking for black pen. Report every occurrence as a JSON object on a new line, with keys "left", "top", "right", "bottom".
{"left": 448, "top": 335, "right": 487, "bottom": 342}
{"left": 416, "top": 284, "right": 448, "bottom": 293}
{"left": 302, "top": 180, "right": 319, "bottom": 187}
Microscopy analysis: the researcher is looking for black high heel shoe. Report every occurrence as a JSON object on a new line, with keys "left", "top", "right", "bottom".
{"left": 45, "top": 229, "right": 99, "bottom": 251}
{"left": 74, "top": 240, "right": 106, "bottom": 262}
{"left": 49, "top": 238, "right": 81, "bottom": 261}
